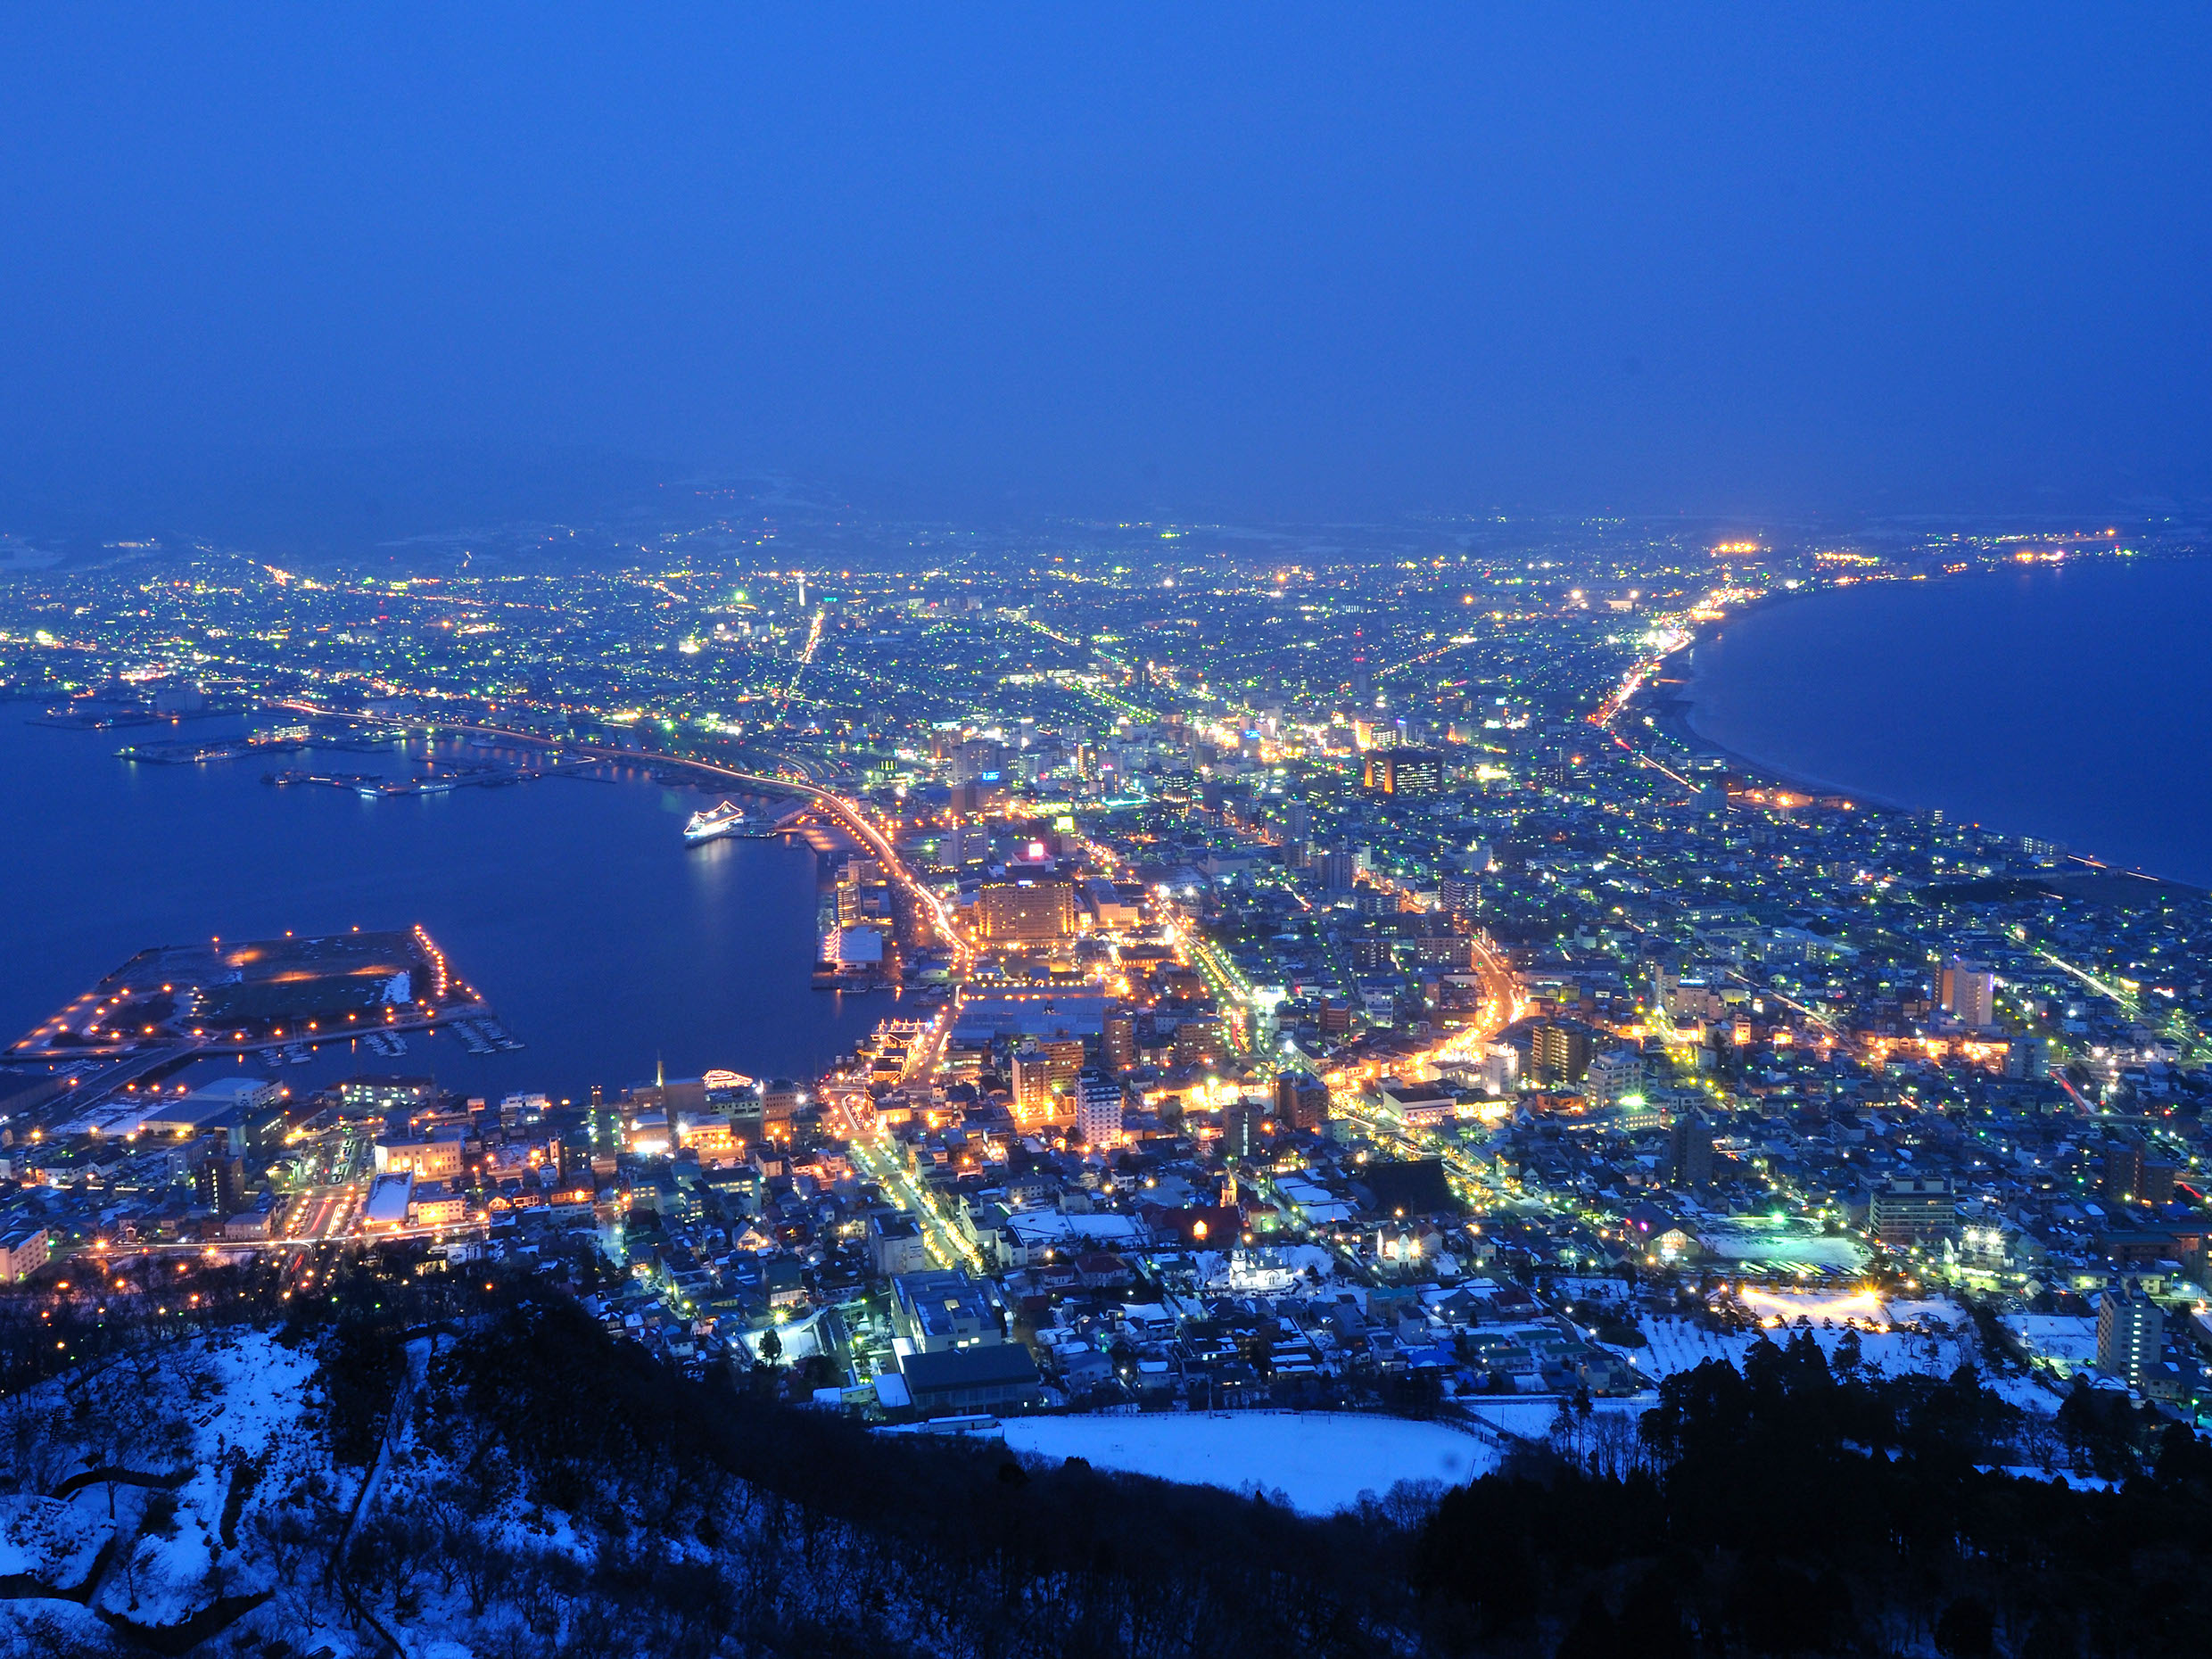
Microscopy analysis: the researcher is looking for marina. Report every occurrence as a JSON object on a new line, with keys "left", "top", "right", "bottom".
{"left": 448, "top": 1015, "right": 524, "bottom": 1054}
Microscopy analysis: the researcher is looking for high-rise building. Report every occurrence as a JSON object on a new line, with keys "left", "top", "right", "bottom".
{"left": 193, "top": 1153, "right": 243, "bottom": 1217}
{"left": 976, "top": 880, "right": 1077, "bottom": 946}
{"left": 1669, "top": 1110, "right": 1714, "bottom": 1190}
{"left": 1585, "top": 1048, "right": 1645, "bottom": 1105}
{"left": 939, "top": 824, "right": 990, "bottom": 867}
{"left": 1482, "top": 1044, "right": 1519, "bottom": 1098}
{"left": 1173, "top": 1019, "right": 1220, "bottom": 1069}
{"left": 1274, "top": 1070, "right": 1330, "bottom": 1132}
{"left": 1364, "top": 748, "right": 1445, "bottom": 796}
{"left": 1076, "top": 1073, "right": 1123, "bottom": 1150}
{"left": 1317, "top": 849, "right": 1359, "bottom": 891}
{"left": 2102, "top": 1131, "right": 2178, "bottom": 1209}
{"left": 1040, "top": 1037, "right": 1086, "bottom": 1088}
{"left": 2096, "top": 1281, "right": 2164, "bottom": 1386}
{"left": 1530, "top": 1022, "right": 1595, "bottom": 1085}
{"left": 1869, "top": 1175, "right": 1957, "bottom": 1246}
{"left": 1102, "top": 1010, "right": 1136, "bottom": 1075}
{"left": 2005, "top": 1034, "right": 2052, "bottom": 1080}
{"left": 951, "top": 739, "right": 1008, "bottom": 785}
{"left": 1224, "top": 1097, "right": 1267, "bottom": 1160}
{"left": 1939, "top": 959, "right": 1996, "bottom": 1028}
{"left": 1011, "top": 1045, "right": 1055, "bottom": 1123}
{"left": 0, "top": 1229, "right": 49, "bottom": 1284}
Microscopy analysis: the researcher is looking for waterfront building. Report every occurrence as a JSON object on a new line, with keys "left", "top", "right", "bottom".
{"left": 337, "top": 1077, "right": 441, "bottom": 1119}
{"left": 375, "top": 1132, "right": 466, "bottom": 1180}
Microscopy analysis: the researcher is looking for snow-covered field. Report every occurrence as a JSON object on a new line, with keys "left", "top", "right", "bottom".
{"left": 998, "top": 1411, "right": 1496, "bottom": 1513}
{"left": 1457, "top": 1395, "right": 1652, "bottom": 1439}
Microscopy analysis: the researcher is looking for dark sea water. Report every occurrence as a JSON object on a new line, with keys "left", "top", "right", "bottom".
{"left": 1686, "top": 557, "right": 2212, "bottom": 887}
{"left": 0, "top": 714, "right": 879, "bottom": 1102}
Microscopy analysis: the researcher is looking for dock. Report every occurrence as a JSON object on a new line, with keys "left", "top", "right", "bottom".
{"left": 263, "top": 755, "right": 601, "bottom": 796}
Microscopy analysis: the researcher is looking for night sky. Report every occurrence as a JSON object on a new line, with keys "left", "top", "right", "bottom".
{"left": 4, "top": 6, "right": 2207, "bottom": 524}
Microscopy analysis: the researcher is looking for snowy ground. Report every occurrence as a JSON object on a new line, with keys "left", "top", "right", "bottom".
{"left": 0, "top": 1326, "right": 357, "bottom": 1655}
{"left": 1628, "top": 1310, "right": 1969, "bottom": 1383}
{"left": 1619, "top": 1302, "right": 2058, "bottom": 1414}
{"left": 997, "top": 1411, "right": 1497, "bottom": 1514}
{"left": 0, "top": 1493, "right": 108, "bottom": 1586}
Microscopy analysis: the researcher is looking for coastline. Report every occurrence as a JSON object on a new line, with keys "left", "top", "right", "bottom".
{"left": 1636, "top": 568, "right": 2209, "bottom": 898}
{"left": 0, "top": 714, "right": 873, "bottom": 1099}
{"left": 1643, "top": 623, "right": 1916, "bottom": 813}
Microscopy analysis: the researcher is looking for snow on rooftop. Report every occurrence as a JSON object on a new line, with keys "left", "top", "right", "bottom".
{"left": 2001, "top": 1312, "right": 2101, "bottom": 1365}
{"left": 1004, "top": 1211, "right": 1150, "bottom": 1245}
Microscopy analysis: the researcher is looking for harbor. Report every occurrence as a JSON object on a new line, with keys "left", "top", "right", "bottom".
{"left": 263, "top": 752, "right": 603, "bottom": 796}
{"left": 0, "top": 924, "right": 512, "bottom": 1135}
{"left": 119, "top": 732, "right": 306, "bottom": 764}
{"left": 0, "top": 714, "right": 879, "bottom": 1109}
{"left": 4, "top": 925, "right": 496, "bottom": 1063}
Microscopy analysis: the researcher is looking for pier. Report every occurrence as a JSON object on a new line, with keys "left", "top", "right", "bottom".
{"left": 262, "top": 755, "right": 602, "bottom": 796}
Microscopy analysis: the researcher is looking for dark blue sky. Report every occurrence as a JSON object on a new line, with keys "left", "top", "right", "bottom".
{"left": 4, "top": 6, "right": 2208, "bottom": 524}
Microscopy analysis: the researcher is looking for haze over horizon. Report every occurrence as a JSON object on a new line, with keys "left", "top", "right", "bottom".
{"left": 4, "top": 5, "right": 2209, "bottom": 537}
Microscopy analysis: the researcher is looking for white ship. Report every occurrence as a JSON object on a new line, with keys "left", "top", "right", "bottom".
{"left": 683, "top": 799, "right": 749, "bottom": 844}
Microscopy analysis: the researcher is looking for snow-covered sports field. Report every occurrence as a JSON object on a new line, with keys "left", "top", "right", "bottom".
{"left": 998, "top": 1411, "right": 1497, "bottom": 1514}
